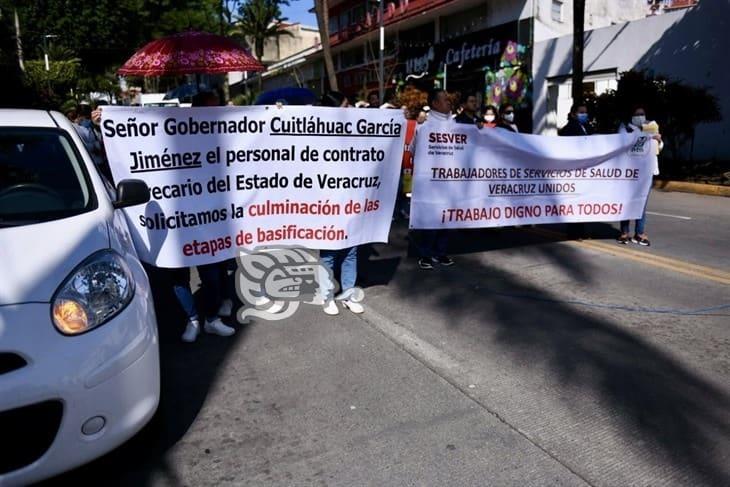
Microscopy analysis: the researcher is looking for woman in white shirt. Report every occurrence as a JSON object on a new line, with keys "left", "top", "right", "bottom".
{"left": 617, "top": 106, "right": 663, "bottom": 246}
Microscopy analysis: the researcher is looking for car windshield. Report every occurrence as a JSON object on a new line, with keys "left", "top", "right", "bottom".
{"left": 0, "top": 127, "right": 95, "bottom": 227}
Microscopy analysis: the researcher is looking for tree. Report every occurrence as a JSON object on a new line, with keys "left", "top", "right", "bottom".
{"left": 232, "top": 0, "right": 292, "bottom": 90}
{"left": 314, "top": 0, "right": 337, "bottom": 92}
{"left": 590, "top": 70, "right": 721, "bottom": 169}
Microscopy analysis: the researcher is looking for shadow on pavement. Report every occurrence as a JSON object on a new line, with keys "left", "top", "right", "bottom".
{"left": 376, "top": 221, "right": 730, "bottom": 486}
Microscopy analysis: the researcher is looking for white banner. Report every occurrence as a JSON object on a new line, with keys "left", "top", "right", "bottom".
{"left": 102, "top": 106, "right": 404, "bottom": 267}
{"left": 410, "top": 122, "right": 655, "bottom": 229}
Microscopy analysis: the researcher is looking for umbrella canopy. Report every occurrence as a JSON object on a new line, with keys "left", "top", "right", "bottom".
{"left": 118, "top": 31, "right": 265, "bottom": 77}
{"left": 255, "top": 87, "right": 317, "bottom": 106}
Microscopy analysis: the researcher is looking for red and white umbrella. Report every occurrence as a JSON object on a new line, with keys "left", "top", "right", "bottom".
{"left": 118, "top": 31, "right": 264, "bottom": 76}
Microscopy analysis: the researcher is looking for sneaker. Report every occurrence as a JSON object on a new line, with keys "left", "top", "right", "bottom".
{"left": 217, "top": 298, "right": 233, "bottom": 317}
{"left": 182, "top": 319, "right": 200, "bottom": 343}
{"left": 204, "top": 317, "right": 235, "bottom": 336}
{"left": 617, "top": 234, "right": 630, "bottom": 245}
{"left": 435, "top": 255, "right": 454, "bottom": 266}
{"left": 418, "top": 258, "right": 435, "bottom": 270}
{"left": 633, "top": 235, "right": 651, "bottom": 246}
{"left": 342, "top": 300, "right": 364, "bottom": 314}
{"left": 323, "top": 300, "right": 340, "bottom": 315}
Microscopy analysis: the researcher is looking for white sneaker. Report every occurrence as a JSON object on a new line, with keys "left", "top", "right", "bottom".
{"left": 204, "top": 318, "right": 235, "bottom": 336}
{"left": 323, "top": 300, "right": 340, "bottom": 315}
{"left": 342, "top": 300, "right": 364, "bottom": 314}
{"left": 218, "top": 298, "right": 233, "bottom": 317}
{"left": 182, "top": 319, "right": 200, "bottom": 343}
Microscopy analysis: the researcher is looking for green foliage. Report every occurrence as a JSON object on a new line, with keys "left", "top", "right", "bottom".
{"left": 589, "top": 70, "right": 722, "bottom": 164}
{"left": 23, "top": 59, "right": 81, "bottom": 107}
{"left": 232, "top": 0, "right": 291, "bottom": 60}
{"left": 231, "top": 91, "right": 258, "bottom": 105}
{"left": 0, "top": 0, "right": 244, "bottom": 108}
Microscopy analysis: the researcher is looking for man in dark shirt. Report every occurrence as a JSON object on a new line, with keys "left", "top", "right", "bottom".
{"left": 455, "top": 92, "right": 479, "bottom": 125}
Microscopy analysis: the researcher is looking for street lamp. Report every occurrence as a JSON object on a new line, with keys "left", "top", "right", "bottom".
{"left": 43, "top": 34, "right": 58, "bottom": 71}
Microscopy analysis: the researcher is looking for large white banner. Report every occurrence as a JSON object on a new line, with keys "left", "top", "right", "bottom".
{"left": 102, "top": 106, "right": 404, "bottom": 267}
{"left": 410, "top": 122, "right": 655, "bottom": 229}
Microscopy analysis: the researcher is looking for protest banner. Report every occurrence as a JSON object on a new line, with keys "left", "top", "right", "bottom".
{"left": 102, "top": 106, "right": 404, "bottom": 267}
{"left": 409, "top": 122, "right": 655, "bottom": 229}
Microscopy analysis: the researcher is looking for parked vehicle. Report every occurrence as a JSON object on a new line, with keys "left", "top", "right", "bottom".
{"left": 0, "top": 109, "right": 160, "bottom": 485}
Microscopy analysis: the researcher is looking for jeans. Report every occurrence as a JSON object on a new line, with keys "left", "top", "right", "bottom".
{"left": 197, "top": 263, "right": 224, "bottom": 320}
{"left": 320, "top": 247, "right": 358, "bottom": 293}
{"left": 170, "top": 268, "right": 197, "bottom": 322}
{"left": 621, "top": 196, "right": 649, "bottom": 235}
{"left": 415, "top": 230, "right": 448, "bottom": 258}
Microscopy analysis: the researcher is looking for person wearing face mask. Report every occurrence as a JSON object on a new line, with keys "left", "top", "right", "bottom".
{"left": 497, "top": 104, "right": 519, "bottom": 132}
{"left": 559, "top": 103, "right": 594, "bottom": 239}
{"left": 558, "top": 103, "right": 593, "bottom": 136}
{"left": 482, "top": 105, "right": 498, "bottom": 128}
{"left": 616, "top": 106, "right": 663, "bottom": 246}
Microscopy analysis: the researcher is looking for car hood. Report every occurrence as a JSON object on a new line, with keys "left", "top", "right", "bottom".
{"left": 0, "top": 211, "right": 110, "bottom": 305}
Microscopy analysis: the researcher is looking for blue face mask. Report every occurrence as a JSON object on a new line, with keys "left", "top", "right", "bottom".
{"left": 577, "top": 113, "right": 589, "bottom": 125}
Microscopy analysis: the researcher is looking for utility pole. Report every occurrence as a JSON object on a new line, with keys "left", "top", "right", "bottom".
{"left": 571, "top": 0, "right": 585, "bottom": 105}
{"left": 378, "top": 0, "right": 384, "bottom": 104}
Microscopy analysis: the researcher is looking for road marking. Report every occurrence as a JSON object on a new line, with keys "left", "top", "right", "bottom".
{"left": 646, "top": 211, "right": 692, "bottom": 220}
{"left": 527, "top": 228, "right": 730, "bottom": 286}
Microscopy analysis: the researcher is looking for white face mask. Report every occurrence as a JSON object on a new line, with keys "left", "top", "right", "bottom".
{"left": 485, "top": 114, "right": 496, "bottom": 123}
{"left": 503, "top": 113, "right": 515, "bottom": 123}
{"left": 632, "top": 115, "right": 646, "bottom": 127}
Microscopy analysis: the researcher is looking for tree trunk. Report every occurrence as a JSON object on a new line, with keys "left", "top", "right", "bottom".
{"left": 315, "top": 0, "right": 338, "bottom": 92}
{"left": 571, "top": 0, "right": 585, "bottom": 104}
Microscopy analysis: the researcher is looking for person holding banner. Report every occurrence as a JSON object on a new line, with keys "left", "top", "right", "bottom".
{"left": 617, "top": 105, "right": 663, "bottom": 246}
{"left": 411, "top": 89, "right": 455, "bottom": 270}
{"left": 317, "top": 91, "right": 364, "bottom": 315}
{"left": 560, "top": 102, "right": 594, "bottom": 240}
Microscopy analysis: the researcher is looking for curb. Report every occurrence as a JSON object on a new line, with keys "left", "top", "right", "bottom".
{"left": 652, "top": 179, "right": 730, "bottom": 197}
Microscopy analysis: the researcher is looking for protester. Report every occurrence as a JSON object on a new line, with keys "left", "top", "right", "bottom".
{"left": 558, "top": 103, "right": 593, "bottom": 136}
{"left": 367, "top": 92, "right": 380, "bottom": 108}
{"left": 318, "top": 91, "right": 363, "bottom": 315}
{"left": 411, "top": 89, "right": 454, "bottom": 270}
{"left": 497, "top": 103, "right": 519, "bottom": 132}
{"left": 482, "top": 105, "right": 498, "bottom": 128}
{"left": 616, "top": 105, "right": 663, "bottom": 246}
{"left": 559, "top": 102, "right": 594, "bottom": 239}
{"left": 172, "top": 90, "right": 236, "bottom": 341}
{"left": 455, "top": 93, "right": 480, "bottom": 126}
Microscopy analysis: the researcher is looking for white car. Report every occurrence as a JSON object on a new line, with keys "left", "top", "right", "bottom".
{"left": 0, "top": 109, "right": 160, "bottom": 485}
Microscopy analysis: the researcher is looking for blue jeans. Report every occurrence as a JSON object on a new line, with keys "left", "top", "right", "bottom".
{"left": 621, "top": 196, "right": 649, "bottom": 235}
{"left": 171, "top": 268, "right": 197, "bottom": 321}
{"left": 320, "top": 247, "right": 357, "bottom": 292}
{"left": 415, "top": 230, "right": 448, "bottom": 258}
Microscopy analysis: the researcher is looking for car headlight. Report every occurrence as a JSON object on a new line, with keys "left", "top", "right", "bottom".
{"left": 51, "top": 250, "right": 135, "bottom": 335}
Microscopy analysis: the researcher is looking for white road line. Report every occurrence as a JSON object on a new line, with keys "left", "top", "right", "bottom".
{"left": 646, "top": 211, "right": 692, "bottom": 220}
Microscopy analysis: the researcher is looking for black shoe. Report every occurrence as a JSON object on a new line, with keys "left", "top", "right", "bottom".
{"left": 617, "top": 234, "right": 630, "bottom": 245}
{"left": 633, "top": 235, "right": 651, "bottom": 246}
{"left": 434, "top": 255, "right": 454, "bottom": 266}
{"left": 418, "top": 258, "right": 435, "bottom": 270}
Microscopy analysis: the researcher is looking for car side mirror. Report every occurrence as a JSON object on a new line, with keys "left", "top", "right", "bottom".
{"left": 113, "top": 179, "right": 150, "bottom": 209}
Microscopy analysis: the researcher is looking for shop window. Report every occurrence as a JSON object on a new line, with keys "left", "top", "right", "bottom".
{"left": 551, "top": 0, "right": 564, "bottom": 23}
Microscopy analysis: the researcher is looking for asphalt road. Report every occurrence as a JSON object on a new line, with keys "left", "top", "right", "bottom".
{"left": 48, "top": 190, "right": 730, "bottom": 486}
